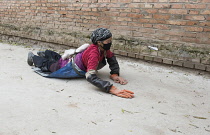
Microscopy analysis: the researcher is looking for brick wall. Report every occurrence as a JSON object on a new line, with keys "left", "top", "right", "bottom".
{"left": 0, "top": 0, "right": 210, "bottom": 71}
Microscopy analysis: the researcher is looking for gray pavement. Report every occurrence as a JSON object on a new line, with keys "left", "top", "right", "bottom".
{"left": 0, "top": 43, "right": 210, "bottom": 135}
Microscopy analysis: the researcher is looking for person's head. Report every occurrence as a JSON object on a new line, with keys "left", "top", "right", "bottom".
{"left": 90, "top": 28, "right": 112, "bottom": 50}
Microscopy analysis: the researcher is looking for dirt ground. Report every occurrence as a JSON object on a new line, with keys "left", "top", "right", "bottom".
{"left": 0, "top": 42, "right": 210, "bottom": 135}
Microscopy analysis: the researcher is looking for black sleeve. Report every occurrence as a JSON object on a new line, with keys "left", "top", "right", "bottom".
{"left": 86, "top": 74, "right": 113, "bottom": 93}
{"left": 107, "top": 56, "right": 120, "bottom": 75}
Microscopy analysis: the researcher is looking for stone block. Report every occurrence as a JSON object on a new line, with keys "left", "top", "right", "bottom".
{"left": 136, "top": 54, "right": 144, "bottom": 59}
{"left": 150, "top": 51, "right": 158, "bottom": 56}
{"left": 183, "top": 61, "right": 195, "bottom": 69}
{"left": 113, "top": 50, "right": 120, "bottom": 55}
{"left": 153, "top": 57, "right": 163, "bottom": 63}
{"left": 173, "top": 60, "right": 183, "bottom": 67}
{"left": 192, "top": 58, "right": 201, "bottom": 63}
{"left": 119, "top": 51, "right": 128, "bottom": 56}
{"left": 128, "top": 52, "right": 136, "bottom": 58}
{"left": 144, "top": 55, "right": 154, "bottom": 61}
{"left": 206, "top": 65, "right": 210, "bottom": 72}
{"left": 163, "top": 58, "right": 173, "bottom": 65}
{"left": 201, "top": 58, "right": 210, "bottom": 65}
{"left": 194, "top": 63, "right": 206, "bottom": 71}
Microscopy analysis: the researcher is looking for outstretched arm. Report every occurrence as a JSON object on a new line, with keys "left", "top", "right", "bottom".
{"left": 86, "top": 70, "right": 113, "bottom": 93}
{"left": 86, "top": 70, "right": 134, "bottom": 98}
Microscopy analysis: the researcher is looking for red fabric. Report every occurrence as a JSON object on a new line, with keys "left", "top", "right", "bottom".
{"left": 82, "top": 44, "right": 114, "bottom": 72}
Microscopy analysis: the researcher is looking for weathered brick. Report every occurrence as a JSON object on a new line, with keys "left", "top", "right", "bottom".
{"left": 202, "top": 0, "right": 210, "bottom": 2}
{"left": 185, "top": 4, "right": 206, "bottom": 9}
{"left": 127, "top": 13, "right": 143, "bottom": 18}
{"left": 168, "top": 9, "right": 188, "bottom": 14}
{"left": 186, "top": 21, "right": 199, "bottom": 26}
{"left": 167, "top": 20, "right": 186, "bottom": 25}
{"left": 201, "top": 10, "right": 210, "bottom": 14}
{"left": 188, "top": 10, "right": 199, "bottom": 14}
{"left": 170, "top": 36, "right": 181, "bottom": 41}
{"left": 154, "top": 4, "right": 171, "bottom": 9}
{"left": 143, "top": 24, "right": 153, "bottom": 28}
{"left": 184, "top": 27, "right": 203, "bottom": 32}
{"left": 184, "top": 15, "right": 205, "bottom": 20}
{"left": 128, "top": 3, "right": 144, "bottom": 8}
{"left": 153, "top": 24, "right": 170, "bottom": 30}
{"left": 145, "top": 9, "right": 158, "bottom": 14}
{"left": 156, "top": 34, "right": 170, "bottom": 40}
{"left": 204, "top": 28, "right": 210, "bottom": 32}
{"left": 144, "top": 4, "right": 154, "bottom": 8}
{"left": 171, "top": 4, "right": 183, "bottom": 9}
{"left": 21, "top": 3, "right": 30, "bottom": 7}
{"left": 47, "top": 10, "right": 55, "bottom": 14}
{"left": 128, "top": 22, "right": 142, "bottom": 27}
{"left": 206, "top": 16, "right": 210, "bottom": 21}
{"left": 139, "top": 28, "right": 156, "bottom": 33}
{"left": 181, "top": 37, "right": 198, "bottom": 43}
{"left": 117, "top": 17, "right": 132, "bottom": 22}
{"left": 58, "top": 11, "right": 67, "bottom": 15}
{"left": 158, "top": 9, "right": 168, "bottom": 14}
{"left": 200, "top": 22, "right": 210, "bottom": 27}
{"left": 153, "top": 14, "right": 170, "bottom": 20}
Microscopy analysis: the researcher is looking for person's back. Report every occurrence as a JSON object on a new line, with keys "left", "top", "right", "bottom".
{"left": 81, "top": 44, "right": 113, "bottom": 72}
{"left": 81, "top": 44, "right": 100, "bottom": 72}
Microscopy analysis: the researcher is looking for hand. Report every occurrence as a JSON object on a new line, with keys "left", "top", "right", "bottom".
{"left": 109, "top": 86, "right": 134, "bottom": 98}
{"left": 110, "top": 74, "right": 128, "bottom": 85}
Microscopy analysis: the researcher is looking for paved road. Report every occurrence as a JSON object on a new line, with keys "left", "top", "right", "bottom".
{"left": 1, "top": 43, "right": 210, "bottom": 135}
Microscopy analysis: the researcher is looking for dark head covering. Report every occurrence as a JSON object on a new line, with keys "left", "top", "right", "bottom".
{"left": 90, "top": 28, "right": 112, "bottom": 45}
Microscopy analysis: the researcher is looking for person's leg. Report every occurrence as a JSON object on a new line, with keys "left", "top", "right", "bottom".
{"left": 27, "top": 51, "right": 60, "bottom": 72}
{"left": 44, "top": 50, "right": 61, "bottom": 62}
{"left": 33, "top": 55, "right": 54, "bottom": 72}
{"left": 32, "top": 55, "right": 55, "bottom": 72}
{"left": 49, "top": 61, "right": 60, "bottom": 72}
{"left": 37, "top": 51, "right": 45, "bottom": 57}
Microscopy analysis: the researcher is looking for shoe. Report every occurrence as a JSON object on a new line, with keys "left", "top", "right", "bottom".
{"left": 37, "top": 51, "right": 45, "bottom": 58}
{"left": 27, "top": 52, "right": 34, "bottom": 66}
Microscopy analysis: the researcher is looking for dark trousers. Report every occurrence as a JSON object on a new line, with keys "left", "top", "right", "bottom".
{"left": 33, "top": 50, "right": 61, "bottom": 72}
